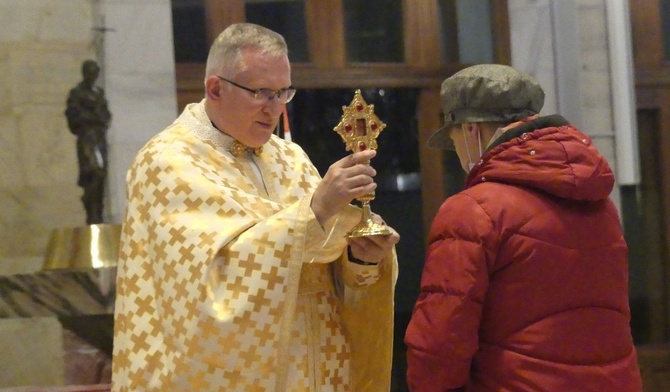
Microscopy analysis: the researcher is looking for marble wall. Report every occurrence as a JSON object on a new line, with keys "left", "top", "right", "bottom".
{"left": 508, "top": 0, "right": 626, "bottom": 210}
{"left": 102, "top": 0, "right": 179, "bottom": 224}
{"left": 0, "top": 0, "right": 95, "bottom": 275}
{"left": 0, "top": 0, "right": 177, "bottom": 277}
{"left": 0, "top": 2, "right": 94, "bottom": 384}
{"left": 0, "top": 0, "right": 176, "bottom": 387}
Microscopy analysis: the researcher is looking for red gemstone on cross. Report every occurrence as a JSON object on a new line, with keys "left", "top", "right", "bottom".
{"left": 344, "top": 124, "right": 352, "bottom": 133}
{"left": 370, "top": 121, "right": 378, "bottom": 130}
{"left": 356, "top": 103, "right": 364, "bottom": 111}
{"left": 359, "top": 142, "right": 367, "bottom": 151}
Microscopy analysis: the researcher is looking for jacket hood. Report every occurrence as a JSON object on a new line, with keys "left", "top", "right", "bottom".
{"left": 465, "top": 115, "right": 615, "bottom": 201}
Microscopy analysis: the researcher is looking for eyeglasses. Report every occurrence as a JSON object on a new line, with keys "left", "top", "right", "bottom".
{"left": 217, "top": 76, "right": 296, "bottom": 104}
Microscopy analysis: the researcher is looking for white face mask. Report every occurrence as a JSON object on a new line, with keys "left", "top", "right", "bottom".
{"left": 462, "top": 125, "right": 483, "bottom": 172}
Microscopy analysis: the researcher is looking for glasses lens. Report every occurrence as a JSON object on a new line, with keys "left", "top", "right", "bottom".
{"left": 256, "top": 89, "right": 274, "bottom": 101}
{"left": 283, "top": 88, "right": 296, "bottom": 103}
{"left": 257, "top": 88, "right": 296, "bottom": 103}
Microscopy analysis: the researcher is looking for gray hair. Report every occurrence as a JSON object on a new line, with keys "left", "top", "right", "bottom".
{"left": 205, "top": 23, "right": 288, "bottom": 78}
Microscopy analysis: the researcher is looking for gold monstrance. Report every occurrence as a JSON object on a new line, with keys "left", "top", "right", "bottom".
{"left": 334, "top": 89, "right": 392, "bottom": 238}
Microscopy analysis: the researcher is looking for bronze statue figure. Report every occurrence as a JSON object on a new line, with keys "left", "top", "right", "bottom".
{"left": 65, "top": 60, "right": 111, "bottom": 225}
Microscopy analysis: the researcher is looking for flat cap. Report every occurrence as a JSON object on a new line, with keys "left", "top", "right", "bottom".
{"left": 428, "top": 64, "right": 545, "bottom": 149}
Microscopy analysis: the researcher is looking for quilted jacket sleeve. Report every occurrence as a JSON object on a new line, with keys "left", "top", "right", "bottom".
{"left": 404, "top": 193, "right": 497, "bottom": 391}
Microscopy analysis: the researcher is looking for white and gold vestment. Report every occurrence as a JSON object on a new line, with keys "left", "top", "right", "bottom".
{"left": 112, "top": 100, "right": 397, "bottom": 391}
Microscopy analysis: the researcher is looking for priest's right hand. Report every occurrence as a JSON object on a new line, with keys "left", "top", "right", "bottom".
{"left": 311, "top": 149, "right": 377, "bottom": 227}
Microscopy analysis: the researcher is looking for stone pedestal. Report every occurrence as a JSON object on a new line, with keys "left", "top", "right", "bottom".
{"left": 0, "top": 267, "right": 116, "bottom": 388}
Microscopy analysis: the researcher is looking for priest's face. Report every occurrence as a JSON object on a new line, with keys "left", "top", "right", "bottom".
{"left": 214, "top": 49, "right": 292, "bottom": 148}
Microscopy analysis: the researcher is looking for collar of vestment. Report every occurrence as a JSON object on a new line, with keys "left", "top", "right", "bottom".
{"left": 229, "top": 140, "right": 263, "bottom": 157}
{"left": 183, "top": 100, "right": 264, "bottom": 157}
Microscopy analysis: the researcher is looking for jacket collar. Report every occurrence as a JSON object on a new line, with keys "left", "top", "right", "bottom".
{"left": 485, "top": 115, "right": 571, "bottom": 153}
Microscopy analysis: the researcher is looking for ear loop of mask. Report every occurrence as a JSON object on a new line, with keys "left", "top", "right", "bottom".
{"left": 462, "top": 125, "right": 483, "bottom": 171}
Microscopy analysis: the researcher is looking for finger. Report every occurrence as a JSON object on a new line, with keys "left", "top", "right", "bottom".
{"left": 346, "top": 172, "right": 376, "bottom": 188}
{"left": 349, "top": 236, "right": 386, "bottom": 253}
{"left": 346, "top": 150, "right": 377, "bottom": 167}
{"left": 348, "top": 240, "right": 387, "bottom": 265}
{"left": 387, "top": 229, "right": 400, "bottom": 244}
{"left": 371, "top": 213, "right": 386, "bottom": 225}
{"left": 365, "top": 233, "right": 395, "bottom": 247}
{"left": 366, "top": 228, "right": 400, "bottom": 246}
{"left": 347, "top": 238, "right": 381, "bottom": 260}
{"left": 344, "top": 164, "right": 376, "bottom": 180}
{"left": 351, "top": 182, "right": 377, "bottom": 199}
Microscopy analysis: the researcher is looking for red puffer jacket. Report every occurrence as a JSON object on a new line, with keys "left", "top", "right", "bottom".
{"left": 405, "top": 115, "right": 642, "bottom": 391}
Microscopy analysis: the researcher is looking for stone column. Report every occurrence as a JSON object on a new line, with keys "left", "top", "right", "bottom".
{"left": 507, "top": 0, "right": 623, "bottom": 210}
{"left": 100, "top": 0, "right": 178, "bottom": 224}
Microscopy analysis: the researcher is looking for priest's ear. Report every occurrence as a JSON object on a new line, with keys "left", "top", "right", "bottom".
{"left": 205, "top": 76, "right": 223, "bottom": 100}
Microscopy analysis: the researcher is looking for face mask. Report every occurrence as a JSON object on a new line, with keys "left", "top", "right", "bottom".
{"left": 462, "top": 125, "right": 483, "bottom": 172}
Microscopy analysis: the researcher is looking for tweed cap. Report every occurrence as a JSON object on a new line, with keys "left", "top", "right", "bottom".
{"left": 428, "top": 64, "right": 545, "bottom": 149}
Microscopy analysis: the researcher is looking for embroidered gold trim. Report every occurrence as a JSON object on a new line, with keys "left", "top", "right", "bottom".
{"left": 230, "top": 140, "right": 263, "bottom": 157}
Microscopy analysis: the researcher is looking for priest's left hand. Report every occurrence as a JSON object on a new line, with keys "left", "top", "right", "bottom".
{"left": 347, "top": 215, "right": 400, "bottom": 265}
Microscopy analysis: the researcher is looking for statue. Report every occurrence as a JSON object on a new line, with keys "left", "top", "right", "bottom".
{"left": 65, "top": 60, "right": 111, "bottom": 225}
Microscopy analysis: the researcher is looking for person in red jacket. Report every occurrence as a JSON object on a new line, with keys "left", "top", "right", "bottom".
{"left": 404, "top": 64, "right": 642, "bottom": 391}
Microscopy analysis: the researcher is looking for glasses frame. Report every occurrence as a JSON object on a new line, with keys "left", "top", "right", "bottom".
{"left": 217, "top": 76, "right": 296, "bottom": 104}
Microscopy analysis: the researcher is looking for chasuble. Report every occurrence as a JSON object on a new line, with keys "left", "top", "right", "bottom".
{"left": 112, "top": 101, "right": 397, "bottom": 391}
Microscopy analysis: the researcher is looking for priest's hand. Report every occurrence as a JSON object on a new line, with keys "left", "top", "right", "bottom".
{"left": 347, "top": 214, "right": 400, "bottom": 265}
{"left": 311, "top": 149, "right": 377, "bottom": 226}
